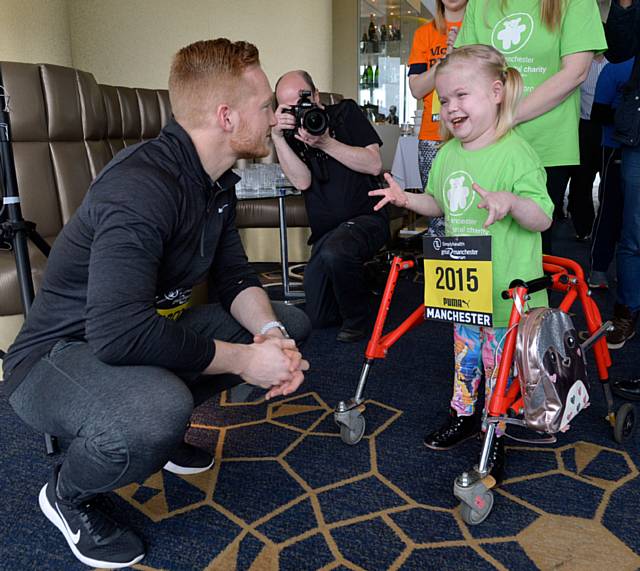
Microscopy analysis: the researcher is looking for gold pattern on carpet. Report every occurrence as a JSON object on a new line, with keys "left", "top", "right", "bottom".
{"left": 114, "top": 393, "right": 640, "bottom": 571}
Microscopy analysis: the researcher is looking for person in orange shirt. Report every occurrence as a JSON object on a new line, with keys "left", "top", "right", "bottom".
{"left": 408, "top": 0, "right": 467, "bottom": 236}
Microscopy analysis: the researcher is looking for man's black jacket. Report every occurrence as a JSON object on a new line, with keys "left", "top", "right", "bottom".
{"left": 3, "top": 120, "right": 261, "bottom": 395}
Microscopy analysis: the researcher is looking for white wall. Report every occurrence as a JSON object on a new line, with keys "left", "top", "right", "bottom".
{"left": 67, "top": 0, "right": 333, "bottom": 91}
{"left": 332, "top": 0, "right": 358, "bottom": 100}
{"left": 0, "top": 0, "right": 72, "bottom": 65}
{"left": 0, "top": 0, "right": 335, "bottom": 96}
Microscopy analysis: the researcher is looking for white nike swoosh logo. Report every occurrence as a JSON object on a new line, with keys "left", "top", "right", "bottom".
{"left": 56, "top": 502, "right": 81, "bottom": 544}
{"left": 218, "top": 204, "right": 230, "bottom": 214}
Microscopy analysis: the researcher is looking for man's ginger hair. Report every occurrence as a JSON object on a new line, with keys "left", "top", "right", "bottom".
{"left": 168, "top": 38, "right": 260, "bottom": 129}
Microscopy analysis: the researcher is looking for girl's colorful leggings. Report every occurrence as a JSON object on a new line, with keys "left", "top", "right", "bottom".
{"left": 450, "top": 323, "right": 511, "bottom": 423}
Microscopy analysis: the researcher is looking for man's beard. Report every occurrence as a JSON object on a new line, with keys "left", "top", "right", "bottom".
{"left": 230, "top": 118, "right": 271, "bottom": 159}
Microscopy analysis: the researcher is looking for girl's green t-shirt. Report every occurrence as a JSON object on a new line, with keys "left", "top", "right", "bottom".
{"left": 426, "top": 132, "right": 554, "bottom": 327}
{"left": 455, "top": 0, "right": 607, "bottom": 167}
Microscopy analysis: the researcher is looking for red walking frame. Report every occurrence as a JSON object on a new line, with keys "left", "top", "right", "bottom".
{"left": 334, "top": 254, "right": 636, "bottom": 525}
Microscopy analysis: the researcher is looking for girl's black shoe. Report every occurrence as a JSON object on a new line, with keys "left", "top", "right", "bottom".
{"left": 423, "top": 409, "right": 479, "bottom": 450}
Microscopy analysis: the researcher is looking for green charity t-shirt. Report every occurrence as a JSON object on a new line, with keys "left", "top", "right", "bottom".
{"left": 456, "top": 0, "right": 607, "bottom": 167}
{"left": 426, "top": 132, "right": 554, "bottom": 326}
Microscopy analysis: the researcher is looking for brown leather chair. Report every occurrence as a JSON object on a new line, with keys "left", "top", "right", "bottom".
{"left": 0, "top": 61, "right": 311, "bottom": 332}
{"left": 0, "top": 66, "right": 395, "bottom": 351}
{"left": 0, "top": 63, "right": 168, "bottom": 317}
{"left": 319, "top": 92, "right": 344, "bottom": 106}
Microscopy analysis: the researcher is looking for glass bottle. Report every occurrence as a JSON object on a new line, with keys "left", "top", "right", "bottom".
{"left": 369, "top": 14, "right": 380, "bottom": 52}
{"left": 360, "top": 66, "right": 369, "bottom": 89}
{"left": 360, "top": 32, "right": 368, "bottom": 53}
{"left": 373, "top": 65, "right": 379, "bottom": 88}
{"left": 366, "top": 64, "right": 374, "bottom": 89}
{"left": 368, "top": 14, "right": 377, "bottom": 42}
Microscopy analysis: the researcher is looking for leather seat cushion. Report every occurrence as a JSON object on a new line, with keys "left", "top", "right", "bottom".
{"left": 0, "top": 236, "right": 55, "bottom": 315}
{"left": 236, "top": 195, "right": 308, "bottom": 228}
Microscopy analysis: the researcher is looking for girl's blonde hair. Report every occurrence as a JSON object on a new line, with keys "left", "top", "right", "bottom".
{"left": 435, "top": 44, "right": 523, "bottom": 142}
{"left": 492, "top": 0, "right": 565, "bottom": 31}
{"left": 434, "top": 1, "right": 467, "bottom": 35}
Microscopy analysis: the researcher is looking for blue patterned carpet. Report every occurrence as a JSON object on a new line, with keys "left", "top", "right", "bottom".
{"left": 1, "top": 219, "right": 640, "bottom": 570}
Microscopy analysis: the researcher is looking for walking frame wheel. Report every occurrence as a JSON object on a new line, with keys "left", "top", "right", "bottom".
{"left": 459, "top": 490, "right": 494, "bottom": 525}
{"left": 454, "top": 471, "right": 496, "bottom": 525}
{"left": 340, "top": 413, "right": 366, "bottom": 445}
{"left": 334, "top": 402, "right": 366, "bottom": 445}
{"left": 613, "top": 402, "right": 636, "bottom": 444}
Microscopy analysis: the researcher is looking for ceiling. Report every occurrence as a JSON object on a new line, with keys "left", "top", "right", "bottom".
{"left": 360, "top": 0, "right": 434, "bottom": 19}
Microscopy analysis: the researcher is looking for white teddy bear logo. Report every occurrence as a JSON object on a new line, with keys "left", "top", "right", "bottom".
{"left": 497, "top": 18, "right": 527, "bottom": 50}
{"left": 447, "top": 176, "right": 470, "bottom": 212}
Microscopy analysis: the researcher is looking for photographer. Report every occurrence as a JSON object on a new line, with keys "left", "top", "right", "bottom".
{"left": 273, "top": 70, "right": 389, "bottom": 343}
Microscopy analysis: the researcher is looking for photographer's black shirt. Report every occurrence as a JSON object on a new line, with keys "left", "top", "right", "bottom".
{"left": 286, "top": 99, "right": 387, "bottom": 244}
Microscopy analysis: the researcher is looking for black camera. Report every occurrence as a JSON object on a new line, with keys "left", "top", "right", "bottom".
{"left": 284, "top": 90, "right": 330, "bottom": 137}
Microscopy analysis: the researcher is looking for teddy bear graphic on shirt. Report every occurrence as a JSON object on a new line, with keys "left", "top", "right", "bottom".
{"left": 496, "top": 18, "right": 527, "bottom": 50}
{"left": 492, "top": 13, "right": 534, "bottom": 54}
{"left": 447, "top": 176, "right": 470, "bottom": 212}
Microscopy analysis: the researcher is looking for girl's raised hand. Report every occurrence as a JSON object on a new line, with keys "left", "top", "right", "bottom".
{"left": 368, "top": 172, "right": 408, "bottom": 212}
{"left": 472, "top": 183, "right": 514, "bottom": 228}
{"left": 447, "top": 27, "right": 459, "bottom": 55}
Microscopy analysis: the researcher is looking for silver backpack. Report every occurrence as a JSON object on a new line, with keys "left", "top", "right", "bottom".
{"left": 515, "top": 308, "right": 589, "bottom": 434}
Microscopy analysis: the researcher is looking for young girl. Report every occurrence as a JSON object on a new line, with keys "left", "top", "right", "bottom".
{"left": 370, "top": 45, "right": 554, "bottom": 481}
{"left": 408, "top": 0, "right": 468, "bottom": 237}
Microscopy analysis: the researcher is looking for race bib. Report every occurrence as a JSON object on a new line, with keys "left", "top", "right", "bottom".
{"left": 423, "top": 235, "right": 493, "bottom": 327}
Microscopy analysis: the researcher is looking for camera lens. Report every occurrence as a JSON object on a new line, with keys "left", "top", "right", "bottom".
{"left": 302, "top": 108, "right": 329, "bottom": 136}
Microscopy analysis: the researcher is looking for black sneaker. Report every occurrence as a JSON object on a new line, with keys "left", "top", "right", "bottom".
{"left": 612, "top": 377, "right": 640, "bottom": 401}
{"left": 163, "top": 442, "right": 215, "bottom": 475}
{"left": 606, "top": 304, "right": 639, "bottom": 350}
{"left": 423, "top": 409, "right": 479, "bottom": 450}
{"left": 39, "top": 466, "right": 144, "bottom": 569}
{"left": 336, "top": 327, "right": 366, "bottom": 343}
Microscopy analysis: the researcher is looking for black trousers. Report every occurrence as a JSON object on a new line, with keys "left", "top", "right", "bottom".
{"left": 568, "top": 118, "right": 602, "bottom": 237}
{"left": 542, "top": 165, "right": 573, "bottom": 255}
{"left": 590, "top": 146, "right": 624, "bottom": 272}
{"left": 304, "top": 214, "right": 390, "bottom": 330}
{"left": 8, "top": 302, "right": 311, "bottom": 503}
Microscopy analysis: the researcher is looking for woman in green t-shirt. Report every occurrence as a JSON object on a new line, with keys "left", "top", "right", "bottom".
{"left": 455, "top": 0, "right": 607, "bottom": 253}
{"left": 370, "top": 45, "right": 554, "bottom": 483}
